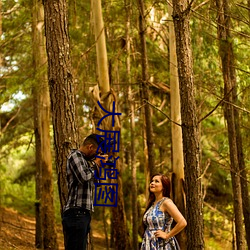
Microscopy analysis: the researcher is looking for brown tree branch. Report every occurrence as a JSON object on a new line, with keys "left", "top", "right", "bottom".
{"left": 1, "top": 107, "right": 21, "bottom": 135}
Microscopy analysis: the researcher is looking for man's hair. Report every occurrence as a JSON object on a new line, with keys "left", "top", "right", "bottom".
{"left": 83, "top": 134, "right": 104, "bottom": 148}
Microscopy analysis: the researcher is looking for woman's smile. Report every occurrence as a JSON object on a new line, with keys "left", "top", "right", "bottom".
{"left": 149, "top": 176, "right": 163, "bottom": 193}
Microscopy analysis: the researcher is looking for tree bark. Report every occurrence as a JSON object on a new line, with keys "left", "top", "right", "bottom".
{"left": 172, "top": 1, "right": 204, "bottom": 249}
{"left": 216, "top": 0, "right": 247, "bottom": 248}
{"left": 168, "top": 3, "right": 186, "bottom": 249}
{"left": 137, "top": 0, "right": 155, "bottom": 177}
{"left": 235, "top": 111, "right": 250, "bottom": 249}
{"left": 43, "top": 0, "right": 78, "bottom": 210}
{"left": 32, "top": 1, "right": 58, "bottom": 249}
{"left": 125, "top": 0, "right": 138, "bottom": 248}
{"left": 92, "top": 0, "right": 110, "bottom": 95}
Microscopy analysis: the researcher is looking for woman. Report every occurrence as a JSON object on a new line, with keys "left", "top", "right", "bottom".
{"left": 141, "top": 173, "right": 187, "bottom": 250}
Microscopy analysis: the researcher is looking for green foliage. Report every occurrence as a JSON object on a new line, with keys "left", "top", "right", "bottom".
{"left": 0, "top": 138, "right": 35, "bottom": 215}
{"left": 204, "top": 205, "right": 233, "bottom": 249}
{"left": 2, "top": 180, "right": 36, "bottom": 216}
{"left": 1, "top": 0, "right": 34, "bottom": 156}
{"left": 13, "top": 164, "right": 36, "bottom": 184}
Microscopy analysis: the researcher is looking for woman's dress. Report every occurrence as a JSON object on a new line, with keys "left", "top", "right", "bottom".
{"left": 141, "top": 197, "right": 180, "bottom": 250}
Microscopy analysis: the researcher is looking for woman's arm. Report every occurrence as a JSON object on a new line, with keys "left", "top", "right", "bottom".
{"left": 154, "top": 199, "right": 187, "bottom": 240}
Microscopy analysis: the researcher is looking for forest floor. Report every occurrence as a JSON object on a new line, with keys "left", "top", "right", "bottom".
{"left": 0, "top": 207, "right": 107, "bottom": 250}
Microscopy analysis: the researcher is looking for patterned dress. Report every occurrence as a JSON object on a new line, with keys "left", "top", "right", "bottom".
{"left": 141, "top": 197, "right": 180, "bottom": 250}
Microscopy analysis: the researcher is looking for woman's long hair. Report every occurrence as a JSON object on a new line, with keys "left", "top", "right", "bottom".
{"left": 142, "top": 173, "right": 171, "bottom": 233}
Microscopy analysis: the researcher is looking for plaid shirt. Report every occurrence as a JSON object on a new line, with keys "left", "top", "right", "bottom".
{"left": 64, "top": 149, "right": 97, "bottom": 212}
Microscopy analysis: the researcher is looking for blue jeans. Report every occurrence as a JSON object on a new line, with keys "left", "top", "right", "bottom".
{"left": 62, "top": 208, "right": 91, "bottom": 250}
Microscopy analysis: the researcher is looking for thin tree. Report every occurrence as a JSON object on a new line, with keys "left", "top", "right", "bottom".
{"left": 32, "top": 0, "right": 58, "bottom": 249}
{"left": 172, "top": 0, "right": 204, "bottom": 249}
{"left": 43, "top": 0, "right": 78, "bottom": 211}
{"left": 137, "top": 0, "right": 155, "bottom": 181}
{"left": 168, "top": 3, "right": 186, "bottom": 249}
{"left": 92, "top": 0, "right": 129, "bottom": 249}
{"left": 216, "top": 0, "right": 247, "bottom": 248}
{"left": 125, "top": 0, "right": 138, "bottom": 249}
{"left": 235, "top": 112, "right": 250, "bottom": 248}
{"left": 92, "top": 0, "right": 109, "bottom": 95}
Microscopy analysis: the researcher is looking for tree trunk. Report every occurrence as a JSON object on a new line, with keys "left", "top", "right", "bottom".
{"left": 92, "top": 1, "right": 129, "bottom": 249}
{"left": 102, "top": 207, "right": 109, "bottom": 250}
{"left": 172, "top": 1, "right": 204, "bottom": 249}
{"left": 129, "top": 91, "right": 138, "bottom": 250}
{"left": 92, "top": 0, "right": 109, "bottom": 95}
{"left": 112, "top": 160, "right": 130, "bottom": 250}
{"left": 126, "top": 0, "right": 138, "bottom": 248}
{"left": 43, "top": 0, "right": 78, "bottom": 211}
{"left": 137, "top": 0, "right": 155, "bottom": 177}
{"left": 32, "top": 1, "right": 43, "bottom": 247}
{"left": 32, "top": 1, "right": 58, "bottom": 249}
{"left": 168, "top": 3, "right": 186, "bottom": 250}
{"left": 216, "top": 0, "right": 246, "bottom": 248}
{"left": 235, "top": 111, "right": 250, "bottom": 248}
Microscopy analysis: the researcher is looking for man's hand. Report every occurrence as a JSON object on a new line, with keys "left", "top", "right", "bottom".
{"left": 94, "top": 154, "right": 108, "bottom": 167}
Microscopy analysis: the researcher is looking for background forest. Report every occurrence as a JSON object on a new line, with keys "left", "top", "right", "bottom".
{"left": 0, "top": 0, "right": 249, "bottom": 249}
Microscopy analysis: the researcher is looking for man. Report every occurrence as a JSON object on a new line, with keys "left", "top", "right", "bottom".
{"left": 62, "top": 134, "right": 105, "bottom": 250}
